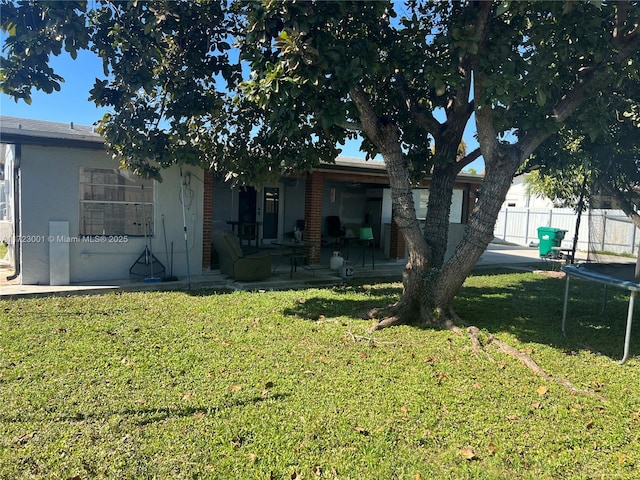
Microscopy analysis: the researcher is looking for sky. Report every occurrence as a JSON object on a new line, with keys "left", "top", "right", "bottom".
{"left": 0, "top": 48, "right": 484, "bottom": 172}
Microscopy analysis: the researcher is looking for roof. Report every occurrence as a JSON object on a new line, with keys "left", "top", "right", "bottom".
{"left": 0, "top": 116, "right": 483, "bottom": 184}
{"left": 0, "top": 115, "right": 104, "bottom": 149}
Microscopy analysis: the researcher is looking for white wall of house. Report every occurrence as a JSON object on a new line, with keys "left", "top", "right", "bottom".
{"left": 280, "top": 179, "right": 306, "bottom": 237}
{"left": 380, "top": 187, "right": 466, "bottom": 259}
{"left": 503, "top": 174, "right": 554, "bottom": 209}
{"left": 17, "top": 144, "right": 202, "bottom": 284}
{"left": 0, "top": 144, "right": 15, "bottom": 262}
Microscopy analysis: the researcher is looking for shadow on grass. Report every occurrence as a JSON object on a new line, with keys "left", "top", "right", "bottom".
{"left": 281, "top": 282, "right": 402, "bottom": 321}
{"left": 283, "top": 269, "right": 638, "bottom": 362}
{"left": 457, "top": 269, "right": 638, "bottom": 361}
{"left": 1, "top": 393, "right": 289, "bottom": 426}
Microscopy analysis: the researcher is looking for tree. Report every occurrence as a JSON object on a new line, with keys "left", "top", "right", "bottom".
{"left": 2, "top": 0, "right": 640, "bottom": 330}
{"left": 525, "top": 90, "right": 640, "bottom": 223}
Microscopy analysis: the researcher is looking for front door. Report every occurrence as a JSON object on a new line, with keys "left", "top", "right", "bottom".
{"left": 263, "top": 187, "right": 279, "bottom": 239}
{"left": 238, "top": 187, "right": 257, "bottom": 225}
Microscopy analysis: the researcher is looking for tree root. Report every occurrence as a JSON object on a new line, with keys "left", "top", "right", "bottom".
{"left": 346, "top": 321, "right": 397, "bottom": 346}
{"left": 364, "top": 305, "right": 606, "bottom": 401}
{"left": 448, "top": 309, "right": 607, "bottom": 402}
{"left": 365, "top": 300, "right": 434, "bottom": 332}
{"left": 367, "top": 315, "right": 405, "bottom": 332}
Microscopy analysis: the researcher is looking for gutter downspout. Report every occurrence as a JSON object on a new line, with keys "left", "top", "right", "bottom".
{"left": 7, "top": 143, "right": 21, "bottom": 281}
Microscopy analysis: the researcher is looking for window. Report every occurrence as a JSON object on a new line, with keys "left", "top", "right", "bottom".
{"left": 413, "top": 189, "right": 429, "bottom": 219}
{"left": 79, "top": 167, "right": 154, "bottom": 236}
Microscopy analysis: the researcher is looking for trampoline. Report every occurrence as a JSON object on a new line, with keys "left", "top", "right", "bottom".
{"left": 562, "top": 262, "right": 639, "bottom": 364}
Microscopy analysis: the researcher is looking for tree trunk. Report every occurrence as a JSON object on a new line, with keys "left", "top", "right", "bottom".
{"left": 370, "top": 149, "right": 521, "bottom": 330}
{"left": 423, "top": 163, "right": 458, "bottom": 269}
{"left": 428, "top": 151, "right": 521, "bottom": 312}
{"left": 375, "top": 142, "right": 433, "bottom": 327}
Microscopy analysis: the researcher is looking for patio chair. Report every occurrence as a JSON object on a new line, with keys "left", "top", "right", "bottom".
{"left": 212, "top": 232, "right": 272, "bottom": 281}
{"left": 356, "top": 226, "right": 375, "bottom": 269}
{"left": 326, "top": 215, "right": 345, "bottom": 247}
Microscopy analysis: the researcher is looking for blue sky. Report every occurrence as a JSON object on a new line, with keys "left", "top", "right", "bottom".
{"left": 1, "top": 48, "right": 484, "bottom": 172}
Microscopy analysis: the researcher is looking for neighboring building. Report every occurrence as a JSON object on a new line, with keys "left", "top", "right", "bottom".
{"left": 1, "top": 116, "right": 483, "bottom": 285}
{"left": 502, "top": 173, "right": 554, "bottom": 209}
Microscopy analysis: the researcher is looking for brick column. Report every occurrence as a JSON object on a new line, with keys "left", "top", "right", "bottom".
{"left": 388, "top": 217, "right": 406, "bottom": 260}
{"left": 202, "top": 169, "right": 213, "bottom": 270}
{"left": 304, "top": 172, "right": 323, "bottom": 264}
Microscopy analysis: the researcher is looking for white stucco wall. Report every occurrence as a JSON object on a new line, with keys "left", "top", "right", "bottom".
{"left": 503, "top": 174, "right": 554, "bottom": 209}
{"left": 18, "top": 144, "right": 203, "bottom": 284}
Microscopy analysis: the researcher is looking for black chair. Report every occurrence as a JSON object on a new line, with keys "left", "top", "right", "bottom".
{"left": 326, "top": 216, "right": 345, "bottom": 246}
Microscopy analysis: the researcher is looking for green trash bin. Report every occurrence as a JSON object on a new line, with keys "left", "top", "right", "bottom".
{"left": 537, "top": 227, "right": 567, "bottom": 257}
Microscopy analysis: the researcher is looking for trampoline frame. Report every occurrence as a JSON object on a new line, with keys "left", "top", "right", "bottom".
{"left": 562, "top": 263, "right": 638, "bottom": 364}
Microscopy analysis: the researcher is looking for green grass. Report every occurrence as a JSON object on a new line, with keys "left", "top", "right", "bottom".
{"left": 0, "top": 242, "right": 7, "bottom": 259}
{"left": 1, "top": 270, "right": 639, "bottom": 479}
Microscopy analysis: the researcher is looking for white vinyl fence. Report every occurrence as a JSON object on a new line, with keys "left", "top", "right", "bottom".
{"left": 494, "top": 208, "right": 640, "bottom": 255}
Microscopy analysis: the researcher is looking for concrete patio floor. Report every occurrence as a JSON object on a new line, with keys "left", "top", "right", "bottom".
{"left": 1, "top": 243, "right": 553, "bottom": 299}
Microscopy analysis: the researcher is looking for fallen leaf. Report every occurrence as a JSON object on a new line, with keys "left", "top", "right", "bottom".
{"left": 530, "top": 401, "right": 541, "bottom": 409}
{"left": 487, "top": 442, "right": 498, "bottom": 455}
{"left": 400, "top": 405, "right": 408, "bottom": 414}
{"left": 618, "top": 453, "right": 627, "bottom": 464}
{"left": 520, "top": 348, "right": 534, "bottom": 355}
{"left": 312, "top": 465, "right": 322, "bottom": 476}
{"left": 459, "top": 446, "right": 477, "bottom": 460}
{"left": 221, "top": 340, "right": 231, "bottom": 346}
{"left": 193, "top": 411, "right": 205, "bottom": 420}
{"left": 230, "top": 385, "right": 242, "bottom": 392}
{"left": 291, "top": 471, "right": 298, "bottom": 479}
{"left": 181, "top": 391, "right": 193, "bottom": 400}
{"left": 472, "top": 382, "right": 482, "bottom": 389}
{"left": 319, "top": 355, "right": 327, "bottom": 362}
{"left": 416, "top": 474, "right": 423, "bottom": 480}
{"left": 248, "top": 453, "right": 258, "bottom": 463}
{"left": 231, "top": 436, "right": 243, "bottom": 449}
{"left": 135, "top": 398, "right": 145, "bottom": 404}
{"left": 57, "top": 327, "right": 67, "bottom": 333}
{"left": 359, "top": 352, "right": 369, "bottom": 359}
{"left": 536, "top": 385, "right": 549, "bottom": 396}
{"left": 353, "top": 426, "right": 370, "bottom": 436}
{"left": 13, "top": 432, "right": 35, "bottom": 445}
{"left": 303, "top": 370, "right": 315, "bottom": 375}
{"left": 585, "top": 420, "right": 594, "bottom": 430}
{"left": 424, "top": 356, "right": 437, "bottom": 363}
{"left": 264, "top": 381, "right": 274, "bottom": 389}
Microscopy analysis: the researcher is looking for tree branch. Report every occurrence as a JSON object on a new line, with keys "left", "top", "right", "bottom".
{"left": 457, "top": 147, "right": 482, "bottom": 170}
{"left": 392, "top": 71, "right": 443, "bottom": 136}
{"left": 471, "top": 2, "right": 500, "bottom": 164}
{"left": 601, "top": 181, "right": 640, "bottom": 230}
{"left": 349, "top": 85, "right": 395, "bottom": 152}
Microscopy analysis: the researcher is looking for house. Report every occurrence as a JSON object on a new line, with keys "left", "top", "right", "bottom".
{"left": 1, "top": 116, "right": 483, "bottom": 285}
{"left": 502, "top": 174, "right": 554, "bottom": 209}
{"left": 0, "top": 116, "right": 204, "bottom": 286}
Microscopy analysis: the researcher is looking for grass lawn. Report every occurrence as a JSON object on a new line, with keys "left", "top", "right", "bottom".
{"left": 1, "top": 269, "right": 639, "bottom": 479}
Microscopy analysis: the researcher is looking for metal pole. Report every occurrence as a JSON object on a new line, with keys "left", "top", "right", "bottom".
{"left": 562, "top": 274, "right": 571, "bottom": 336}
{"left": 620, "top": 291, "right": 635, "bottom": 365}
{"left": 180, "top": 167, "right": 191, "bottom": 290}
